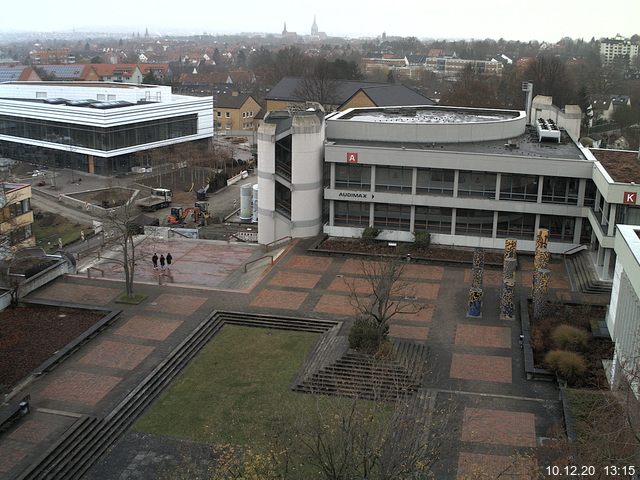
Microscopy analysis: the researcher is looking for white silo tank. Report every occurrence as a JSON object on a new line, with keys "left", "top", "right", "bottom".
{"left": 239, "top": 183, "right": 252, "bottom": 220}
{"left": 252, "top": 184, "right": 258, "bottom": 223}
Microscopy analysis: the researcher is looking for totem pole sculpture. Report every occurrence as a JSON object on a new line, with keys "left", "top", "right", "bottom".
{"left": 500, "top": 239, "right": 517, "bottom": 320}
{"left": 467, "top": 248, "right": 485, "bottom": 317}
{"left": 532, "top": 228, "right": 550, "bottom": 320}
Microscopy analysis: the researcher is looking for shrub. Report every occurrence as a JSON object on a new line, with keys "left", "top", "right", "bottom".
{"left": 361, "top": 227, "right": 380, "bottom": 244}
{"left": 349, "top": 316, "right": 384, "bottom": 354}
{"left": 413, "top": 231, "right": 431, "bottom": 248}
{"left": 545, "top": 350, "right": 587, "bottom": 382}
{"left": 551, "top": 324, "right": 589, "bottom": 351}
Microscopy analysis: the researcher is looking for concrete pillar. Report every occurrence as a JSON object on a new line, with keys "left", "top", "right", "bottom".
{"left": 369, "top": 202, "right": 374, "bottom": 227}
{"left": 410, "top": 205, "right": 415, "bottom": 233}
{"left": 370, "top": 165, "right": 376, "bottom": 193}
{"left": 87, "top": 155, "right": 95, "bottom": 174}
{"left": 608, "top": 204, "right": 617, "bottom": 237}
{"left": 577, "top": 179, "right": 586, "bottom": 207}
{"left": 330, "top": 162, "right": 335, "bottom": 189}
{"left": 329, "top": 200, "right": 335, "bottom": 227}
{"left": 573, "top": 217, "right": 583, "bottom": 244}
{"left": 453, "top": 170, "right": 459, "bottom": 197}
{"left": 411, "top": 167, "right": 417, "bottom": 195}
{"left": 495, "top": 173, "right": 501, "bottom": 200}
{"left": 492, "top": 211, "right": 498, "bottom": 238}
{"left": 451, "top": 208, "right": 457, "bottom": 236}
{"left": 537, "top": 175, "right": 544, "bottom": 203}
{"left": 602, "top": 248, "right": 611, "bottom": 279}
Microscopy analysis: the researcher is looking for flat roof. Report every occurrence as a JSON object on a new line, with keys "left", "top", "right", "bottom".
{"left": 2, "top": 81, "right": 158, "bottom": 89}
{"left": 328, "top": 126, "right": 587, "bottom": 161}
{"left": 335, "top": 105, "right": 520, "bottom": 124}
{"left": 2, "top": 182, "right": 29, "bottom": 193}
{"left": 590, "top": 149, "right": 640, "bottom": 183}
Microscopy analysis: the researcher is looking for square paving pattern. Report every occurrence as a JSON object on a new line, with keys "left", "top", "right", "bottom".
{"left": 7, "top": 419, "right": 60, "bottom": 444}
{"left": 0, "top": 444, "right": 27, "bottom": 474}
{"left": 455, "top": 325, "right": 511, "bottom": 349}
{"left": 285, "top": 255, "right": 332, "bottom": 271}
{"left": 114, "top": 315, "right": 183, "bottom": 341}
{"left": 328, "top": 276, "right": 372, "bottom": 294}
{"left": 98, "top": 238, "right": 257, "bottom": 288}
{"left": 400, "top": 264, "right": 444, "bottom": 280}
{"left": 393, "top": 305, "right": 434, "bottom": 324}
{"left": 313, "top": 294, "right": 356, "bottom": 316}
{"left": 450, "top": 353, "right": 512, "bottom": 383}
{"left": 31, "top": 283, "right": 119, "bottom": 306}
{"left": 461, "top": 408, "right": 537, "bottom": 447}
{"left": 457, "top": 452, "right": 537, "bottom": 479}
{"left": 40, "top": 370, "right": 121, "bottom": 406}
{"left": 250, "top": 289, "right": 308, "bottom": 310}
{"left": 145, "top": 293, "right": 207, "bottom": 316}
{"left": 389, "top": 325, "right": 429, "bottom": 341}
{"left": 268, "top": 271, "right": 322, "bottom": 289}
{"left": 79, "top": 340, "right": 155, "bottom": 370}
{"left": 463, "top": 268, "right": 504, "bottom": 287}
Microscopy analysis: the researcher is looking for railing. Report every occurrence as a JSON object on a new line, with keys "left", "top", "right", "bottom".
{"left": 264, "top": 235, "right": 292, "bottom": 252}
{"left": 244, "top": 255, "right": 273, "bottom": 272}
{"left": 87, "top": 267, "right": 104, "bottom": 278}
{"left": 562, "top": 244, "right": 587, "bottom": 258}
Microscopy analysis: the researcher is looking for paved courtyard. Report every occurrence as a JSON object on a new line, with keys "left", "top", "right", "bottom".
{"left": 0, "top": 239, "right": 587, "bottom": 478}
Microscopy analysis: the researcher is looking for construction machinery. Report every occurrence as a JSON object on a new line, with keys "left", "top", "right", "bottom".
{"left": 167, "top": 202, "right": 210, "bottom": 226}
{"left": 136, "top": 188, "right": 172, "bottom": 211}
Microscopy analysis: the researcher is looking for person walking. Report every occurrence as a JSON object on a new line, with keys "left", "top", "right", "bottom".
{"left": 159, "top": 254, "right": 166, "bottom": 270}
{"left": 152, "top": 253, "right": 159, "bottom": 269}
{"left": 166, "top": 253, "right": 173, "bottom": 269}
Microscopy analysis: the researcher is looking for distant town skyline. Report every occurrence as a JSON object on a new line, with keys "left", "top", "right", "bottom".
{"left": 1, "top": 0, "right": 638, "bottom": 42}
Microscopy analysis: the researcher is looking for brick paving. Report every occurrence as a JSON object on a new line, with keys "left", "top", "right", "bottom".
{"left": 145, "top": 293, "right": 207, "bottom": 316}
{"left": 450, "top": 353, "right": 513, "bottom": 383}
{"left": 285, "top": 255, "right": 332, "bottom": 271}
{"left": 400, "top": 264, "right": 444, "bottom": 280}
{"left": 40, "top": 370, "right": 122, "bottom": 406}
{"left": 327, "top": 276, "right": 371, "bottom": 294}
{"left": 461, "top": 407, "right": 537, "bottom": 447}
{"left": 268, "top": 271, "right": 322, "bottom": 289}
{"left": 0, "top": 444, "right": 27, "bottom": 474}
{"left": 31, "top": 283, "right": 120, "bottom": 305}
{"left": 80, "top": 341, "right": 155, "bottom": 370}
{"left": 388, "top": 324, "right": 429, "bottom": 341}
{"left": 313, "top": 293, "right": 356, "bottom": 316}
{"left": 7, "top": 419, "right": 60, "bottom": 444}
{"left": 463, "top": 268, "right": 504, "bottom": 286}
{"left": 456, "top": 452, "right": 537, "bottom": 479}
{"left": 404, "top": 282, "right": 440, "bottom": 300}
{"left": 454, "top": 324, "right": 511, "bottom": 349}
{"left": 114, "top": 315, "right": 183, "bottom": 341}
{"left": 250, "top": 288, "right": 308, "bottom": 310}
{"left": 393, "top": 305, "right": 434, "bottom": 323}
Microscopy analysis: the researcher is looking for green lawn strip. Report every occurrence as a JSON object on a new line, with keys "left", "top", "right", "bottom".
{"left": 32, "top": 219, "right": 88, "bottom": 252}
{"left": 135, "top": 325, "right": 392, "bottom": 444}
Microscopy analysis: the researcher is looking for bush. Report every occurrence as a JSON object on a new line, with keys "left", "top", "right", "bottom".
{"left": 361, "top": 227, "right": 380, "bottom": 244}
{"left": 545, "top": 350, "right": 587, "bottom": 382}
{"left": 551, "top": 324, "right": 589, "bottom": 351}
{"left": 413, "top": 231, "right": 431, "bottom": 248}
{"left": 349, "top": 316, "right": 384, "bottom": 354}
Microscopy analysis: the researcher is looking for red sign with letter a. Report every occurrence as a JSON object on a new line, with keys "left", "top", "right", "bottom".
{"left": 346, "top": 152, "right": 358, "bottom": 164}
{"left": 623, "top": 191, "right": 637, "bottom": 205}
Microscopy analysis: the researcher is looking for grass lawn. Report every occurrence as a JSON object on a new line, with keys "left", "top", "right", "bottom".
{"left": 135, "top": 325, "right": 321, "bottom": 446}
{"left": 32, "top": 211, "right": 90, "bottom": 252}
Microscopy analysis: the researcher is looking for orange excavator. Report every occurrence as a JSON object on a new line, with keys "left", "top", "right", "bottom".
{"left": 167, "top": 202, "right": 210, "bottom": 225}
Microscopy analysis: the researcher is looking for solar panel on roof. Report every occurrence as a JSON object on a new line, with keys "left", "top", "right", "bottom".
{"left": 44, "top": 98, "right": 68, "bottom": 104}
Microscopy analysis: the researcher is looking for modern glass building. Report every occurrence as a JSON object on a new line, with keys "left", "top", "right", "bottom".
{"left": 0, "top": 82, "right": 213, "bottom": 175}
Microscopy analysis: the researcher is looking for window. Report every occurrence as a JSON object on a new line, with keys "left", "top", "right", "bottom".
{"left": 216, "top": 111, "right": 221, "bottom": 117}
{"left": 542, "top": 177, "right": 579, "bottom": 204}
{"left": 584, "top": 180, "right": 597, "bottom": 207}
{"left": 416, "top": 168, "right": 454, "bottom": 196}
{"left": 500, "top": 174, "right": 538, "bottom": 202}
{"left": 334, "top": 201, "right": 369, "bottom": 227}
{"left": 242, "top": 112, "right": 246, "bottom": 118}
{"left": 375, "top": 166, "right": 412, "bottom": 193}
{"left": 225, "top": 112, "right": 230, "bottom": 118}
{"left": 457, "top": 171, "right": 497, "bottom": 198}
{"left": 455, "top": 209, "right": 494, "bottom": 237}
{"left": 539, "top": 215, "right": 576, "bottom": 243}
{"left": 496, "top": 212, "right": 536, "bottom": 239}
{"left": 414, "top": 206, "right": 452, "bottom": 233}
{"left": 335, "top": 164, "right": 371, "bottom": 190}
{"left": 374, "top": 203, "right": 411, "bottom": 231}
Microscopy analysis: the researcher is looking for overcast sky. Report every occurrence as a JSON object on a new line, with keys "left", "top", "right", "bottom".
{"left": 2, "top": 0, "right": 638, "bottom": 42}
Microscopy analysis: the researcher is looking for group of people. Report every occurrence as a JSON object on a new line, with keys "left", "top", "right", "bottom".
{"left": 152, "top": 252, "right": 172, "bottom": 271}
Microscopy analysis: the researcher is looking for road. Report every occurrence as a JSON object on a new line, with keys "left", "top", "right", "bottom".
{"left": 31, "top": 190, "right": 98, "bottom": 226}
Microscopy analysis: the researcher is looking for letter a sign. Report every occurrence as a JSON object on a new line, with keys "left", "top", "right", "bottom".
{"left": 623, "top": 191, "right": 637, "bottom": 205}
{"left": 346, "top": 152, "right": 358, "bottom": 164}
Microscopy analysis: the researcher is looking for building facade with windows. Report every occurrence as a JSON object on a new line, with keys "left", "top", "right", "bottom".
{"left": 0, "top": 183, "right": 34, "bottom": 259}
{"left": 258, "top": 105, "right": 640, "bottom": 280}
{"left": 214, "top": 92, "right": 260, "bottom": 138}
{"left": 0, "top": 82, "right": 213, "bottom": 175}
{"left": 600, "top": 35, "right": 639, "bottom": 65}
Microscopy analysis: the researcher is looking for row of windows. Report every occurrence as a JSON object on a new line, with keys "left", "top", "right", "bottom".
{"left": 215, "top": 111, "right": 255, "bottom": 118}
{"left": 333, "top": 201, "right": 579, "bottom": 242}
{"left": 334, "top": 164, "right": 582, "bottom": 205}
{"left": 0, "top": 198, "right": 31, "bottom": 222}
{"left": 9, "top": 224, "right": 33, "bottom": 246}
{"left": 0, "top": 114, "right": 198, "bottom": 152}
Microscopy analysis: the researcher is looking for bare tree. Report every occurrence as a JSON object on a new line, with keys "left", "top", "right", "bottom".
{"left": 294, "top": 58, "right": 339, "bottom": 111}
{"left": 346, "top": 257, "right": 424, "bottom": 341}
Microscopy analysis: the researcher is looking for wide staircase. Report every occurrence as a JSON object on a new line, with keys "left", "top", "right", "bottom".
{"left": 15, "top": 312, "right": 338, "bottom": 480}
{"left": 565, "top": 250, "right": 612, "bottom": 294}
{"left": 292, "top": 338, "right": 430, "bottom": 401}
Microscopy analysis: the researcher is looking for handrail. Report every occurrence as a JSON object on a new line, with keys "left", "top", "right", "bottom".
{"left": 87, "top": 267, "right": 104, "bottom": 279}
{"left": 244, "top": 255, "right": 273, "bottom": 272}
{"left": 562, "top": 244, "right": 587, "bottom": 257}
{"left": 264, "top": 235, "right": 292, "bottom": 252}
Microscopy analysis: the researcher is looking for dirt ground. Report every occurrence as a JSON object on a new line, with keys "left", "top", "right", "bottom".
{"left": 0, "top": 304, "right": 105, "bottom": 392}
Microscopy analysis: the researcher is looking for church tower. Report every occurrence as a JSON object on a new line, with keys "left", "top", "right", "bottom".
{"left": 282, "top": 22, "right": 287, "bottom": 35}
{"left": 311, "top": 16, "right": 318, "bottom": 36}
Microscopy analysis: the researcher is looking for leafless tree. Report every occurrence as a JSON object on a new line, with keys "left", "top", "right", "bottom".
{"left": 345, "top": 257, "right": 424, "bottom": 339}
{"left": 294, "top": 58, "right": 339, "bottom": 111}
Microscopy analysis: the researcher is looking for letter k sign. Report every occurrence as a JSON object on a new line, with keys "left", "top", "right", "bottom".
{"left": 623, "top": 191, "right": 637, "bottom": 205}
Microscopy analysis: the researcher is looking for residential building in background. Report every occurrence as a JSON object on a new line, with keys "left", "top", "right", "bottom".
{"left": 0, "top": 65, "right": 41, "bottom": 82}
{"left": 0, "top": 82, "right": 213, "bottom": 175}
{"left": 0, "top": 183, "right": 34, "bottom": 260}
{"left": 600, "top": 35, "right": 639, "bottom": 65}
{"left": 214, "top": 92, "right": 260, "bottom": 137}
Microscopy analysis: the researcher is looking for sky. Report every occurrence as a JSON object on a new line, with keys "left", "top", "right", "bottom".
{"left": 1, "top": 0, "right": 639, "bottom": 42}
